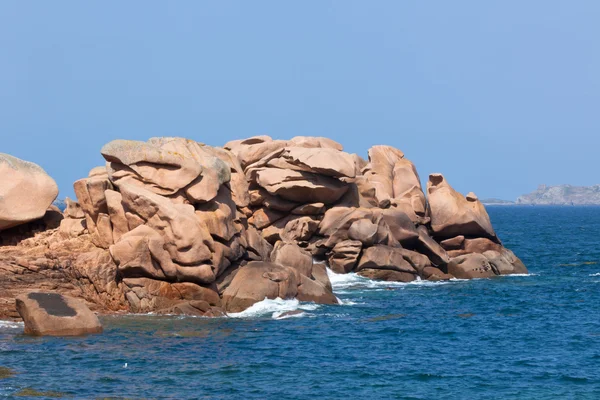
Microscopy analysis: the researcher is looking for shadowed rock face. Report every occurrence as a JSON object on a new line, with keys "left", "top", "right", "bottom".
{"left": 0, "top": 136, "right": 527, "bottom": 317}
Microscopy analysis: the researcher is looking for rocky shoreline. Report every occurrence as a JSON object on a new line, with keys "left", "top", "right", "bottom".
{"left": 0, "top": 136, "right": 526, "bottom": 321}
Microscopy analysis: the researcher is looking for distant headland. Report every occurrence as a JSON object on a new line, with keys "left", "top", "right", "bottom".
{"left": 481, "top": 184, "right": 600, "bottom": 206}
{"left": 516, "top": 184, "right": 600, "bottom": 205}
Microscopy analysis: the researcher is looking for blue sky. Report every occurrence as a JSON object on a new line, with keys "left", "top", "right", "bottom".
{"left": 1, "top": 1, "right": 598, "bottom": 200}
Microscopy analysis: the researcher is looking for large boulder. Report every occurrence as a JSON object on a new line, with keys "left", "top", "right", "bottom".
{"left": 266, "top": 147, "right": 356, "bottom": 179}
{"left": 427, "top": 174, "right": 496, "bottom": 240}
{"left": 101, "top": 138, "right": 202, "bottom": 195}
{"left": 224, "top": 136, "right": 288, "bottom": 169}
{"left": 356, "top": 245, "right": 419, "bottom": 276}
{"left": 288, "top": 136, "right": 343, "bottom": 151}
{"left": 362, "top": 146, "right": 427, "bottom": 222}
{"left": 119, "top": 183, "right": 214, "bottom": 267}
{"left": 102, "top": 137, "right": 231, "bottom": 202}
{"left": 222, "top": 261, "right": 298, "bottom": 313}
{"left": 271, "top": 241, "right": 313, "bottom": 278}
{"left": 415, "top": 225, "right": 451, "bottom": 266}
{"left": 254, "top": 168, "right": 349, "bottom": 205}
{"left": 327, "top": 239, "right": 362, "bottom": 273}
{"left": 447, "top": 253, "right": 496, "bottom": 279}
{"left": 121, "top": 278, "right": 223, "bottom": 316}
{"left": 297, "top": 274, "right": 339, "bottom": 304}
{"left": 16, "top": 292, "right": 102, "bottom": 336}
{"left": 0, "top": 154, "right": 58, "bottom": 230}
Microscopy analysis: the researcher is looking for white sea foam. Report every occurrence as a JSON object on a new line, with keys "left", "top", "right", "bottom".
{"left": 589, "top": 273, "right": 600, "bottom": 277}
{"left": 502, "top": 273, "right": 538, "bottom": 277}
{"left": 0, "top": 320, "right": 23, "bottom": 329}
{"left": 337, "top": 298, "right": 361, "bottom": 306}
{"left": 227, "top": 298, "right": 320, "bottom": 319}
{"left": 326, "top": 268, "right": 457, "bottom": 292}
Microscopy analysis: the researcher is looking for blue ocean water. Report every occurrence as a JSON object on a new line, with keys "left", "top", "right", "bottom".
{"left": 1, "top": 206, "right": 600, "bottom": 399}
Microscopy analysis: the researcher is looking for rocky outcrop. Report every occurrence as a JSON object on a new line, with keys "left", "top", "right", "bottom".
{"left": 0, "top": 154, "right": 58, "bottom": 230}
{"left": 0, "top": 135, "right": 527, "bottom": 319}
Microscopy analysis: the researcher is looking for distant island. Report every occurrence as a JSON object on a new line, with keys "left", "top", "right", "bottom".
{"left": 480, "top": 198, "right": 515, "bottom": 205}
{"left": 516, "top": 184, "right": 600, "bottom": 205}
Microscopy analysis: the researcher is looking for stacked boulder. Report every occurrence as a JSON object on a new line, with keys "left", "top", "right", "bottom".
{"left": 0, "top": 153, "right": 62, "bottom": 245}
{"left": 427, "top": 174, "right": 527, "bottom": 278}
{"left": 56, "top": 135, "right": 527, "bottom": 315}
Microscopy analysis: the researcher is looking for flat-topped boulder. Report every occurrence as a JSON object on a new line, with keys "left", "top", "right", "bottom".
{"left": 16, "top": 292, "right": 103, "bottom": 336}
{"left": 0, "top": 153, "right": 58, "bottom": 230}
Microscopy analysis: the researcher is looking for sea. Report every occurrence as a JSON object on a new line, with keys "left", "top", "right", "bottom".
{"left": 1, "top": 206, "right": 599, "bottom": 399}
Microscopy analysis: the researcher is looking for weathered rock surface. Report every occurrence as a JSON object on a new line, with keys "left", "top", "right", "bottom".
{"left": 0, "top": 135, "right": 527, "bottom": 319}
{"left": 0, "top": 154, "right": 59, "bottom": 230}
{"left": 427, "top": 174, "right": 496, "bottom": 240}
{"left": 16, "top": 292, "right": 103, "bottom": 336}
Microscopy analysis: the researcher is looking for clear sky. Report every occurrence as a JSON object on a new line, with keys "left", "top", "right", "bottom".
{"left": 1, "top": 1, "right": 598, "bottom": 200}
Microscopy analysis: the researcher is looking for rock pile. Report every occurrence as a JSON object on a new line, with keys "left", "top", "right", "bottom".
{"left": 0, "top": 136, "right": 527, "bottom": 318}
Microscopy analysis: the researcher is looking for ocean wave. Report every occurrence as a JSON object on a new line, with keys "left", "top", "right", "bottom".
{"left": 503, "top": 273, "right": 538, "bottom": 277}
{"left": 589, "top": 273, "right": 600, "bottom": 277}
{"left": 227, "top": 298, "right": 320, "bottom": 319}
{"left": 327, "top": 268, "right": 458, "bottom": 292}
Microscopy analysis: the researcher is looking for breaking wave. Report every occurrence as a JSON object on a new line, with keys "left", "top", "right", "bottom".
{"left": 227, "top": 298, "right": 320, "bottom": 319}
{"left": 326, "top": 268, "right": 456, "bottom": 292}
{"left": 0, "top": 320, "right": 23, "bottom": 330}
